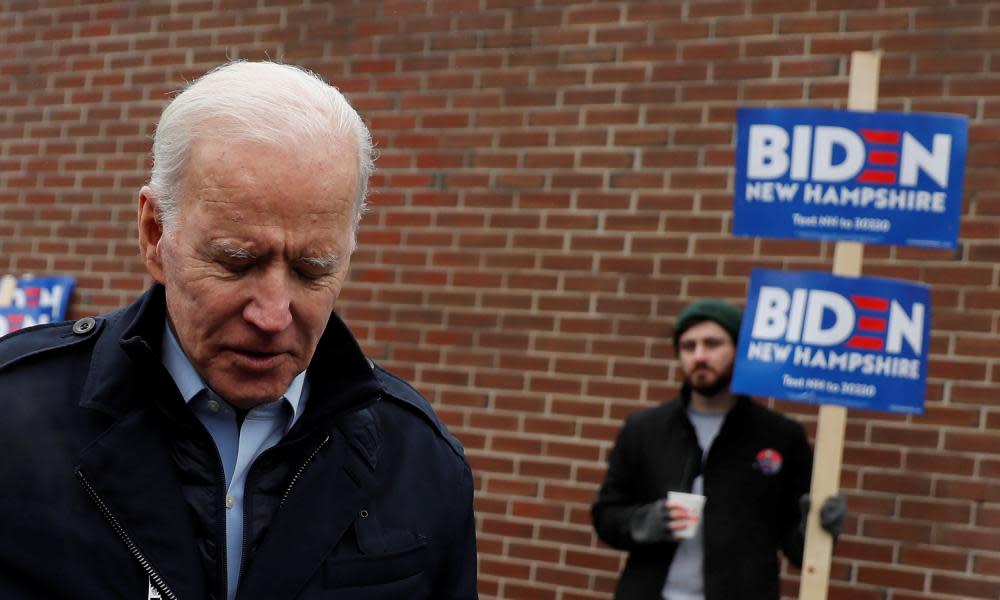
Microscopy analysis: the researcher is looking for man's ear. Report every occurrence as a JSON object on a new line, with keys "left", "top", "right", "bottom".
{"left": 137, "top": 186, "right": 167, "bottom": 283}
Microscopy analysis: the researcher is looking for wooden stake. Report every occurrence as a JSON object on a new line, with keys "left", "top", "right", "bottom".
{"left": 798, "top": 50, "right": 881, "bottom": 600}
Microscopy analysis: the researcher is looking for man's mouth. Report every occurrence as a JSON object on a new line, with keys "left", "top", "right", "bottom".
{"left": 229, "top": 348, "right": 285, "bottom": 371}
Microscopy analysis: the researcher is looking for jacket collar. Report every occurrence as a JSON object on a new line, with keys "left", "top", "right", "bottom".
{"left": 675, "top": 383, "right": 753, "bottom": 421}
{"left": 78, "top": 285, "right": 168, "bottom": 419}
{"left": 78, "top": 285, "right": 384, "bottom": 465}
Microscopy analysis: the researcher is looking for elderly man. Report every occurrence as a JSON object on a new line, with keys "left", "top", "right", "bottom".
{"left": 0, "top": 62, "right": 477, "bottom": 600}
{"left": 592, "top": 299, "right": 844, "bottom": 600}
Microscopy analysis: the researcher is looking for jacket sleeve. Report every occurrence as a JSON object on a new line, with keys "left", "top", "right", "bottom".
{"left": 778, "top": 421, "right": 814, "bottom": 567}
{"left": 435, "top": 459, "right": 479, "bottom": 599}
{"left": 592, "top": 415, "right": 672, "bottom": 551}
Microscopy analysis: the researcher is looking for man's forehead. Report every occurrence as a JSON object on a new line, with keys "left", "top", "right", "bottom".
{"left": 190, "top": 135, "right": 350, "bottom": 171}
{"left": 180, "top": 139, "right": 356, "bottom": 210}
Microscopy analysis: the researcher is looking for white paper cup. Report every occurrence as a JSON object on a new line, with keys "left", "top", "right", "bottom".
{"left": 668, "top": 491, "right": 706, "bottom": 539}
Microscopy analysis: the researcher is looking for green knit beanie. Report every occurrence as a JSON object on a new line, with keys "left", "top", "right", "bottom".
{"left": 673, "top": 299, "right": 743, "bottom": 349}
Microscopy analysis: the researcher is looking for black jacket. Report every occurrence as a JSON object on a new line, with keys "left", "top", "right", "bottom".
{"left": 0, "top": 286, "right": 478, "bottom": 600}
{"left": 592, "top": 390, "right": 812, "bottom": 600}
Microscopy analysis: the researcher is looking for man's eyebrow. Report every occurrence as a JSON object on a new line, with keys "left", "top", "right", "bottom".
{"left": 680, "top": 336, "right": 728, "bottom": 345}
{"left": 298, "top": 254, "right": 342, "bottom": 269}
{"left": 209, "top": 240, "right": 257, "bottom": 260}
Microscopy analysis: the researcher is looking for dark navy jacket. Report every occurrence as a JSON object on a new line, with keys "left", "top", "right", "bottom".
{"left": 592, "top": 391, "right": 812, "bottom": 600}
{"left": 0, "top": 286, "right": 478, "bottom": 600}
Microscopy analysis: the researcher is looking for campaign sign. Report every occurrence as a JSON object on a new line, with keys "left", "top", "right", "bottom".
{"left": 731, "top": 268, "right": 930, "bottom": 415}
{"left": 733, "top": 107, "right": 968, "bottom": 249}
{"left": 0, "top": 275, "right": 75, "bottom": 335}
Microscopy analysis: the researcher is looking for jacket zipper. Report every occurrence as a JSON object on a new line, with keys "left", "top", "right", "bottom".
{"left": 76, "top": 470, "right": 179, "bottom": 600}
{"left": 279, "top": 433, "right": 331, "bottom": 507}
{"left": 234, "top": 433, "right": 331, "bottom": 591}
{"left": 215, "top": 446, "right": 230, "bottom": 600}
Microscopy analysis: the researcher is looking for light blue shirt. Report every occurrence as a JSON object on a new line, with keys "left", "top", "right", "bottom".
{"left": 161, "top": 322, "right": 307, "bottom": 600}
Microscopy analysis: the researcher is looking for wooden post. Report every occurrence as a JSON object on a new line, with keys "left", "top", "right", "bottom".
{"left": 798, "top": 50, "right": 881, "bottom": 600}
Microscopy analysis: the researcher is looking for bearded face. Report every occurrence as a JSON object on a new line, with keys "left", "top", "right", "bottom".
{"left": 676, "top": 320, "right": 736, "bottom": 398}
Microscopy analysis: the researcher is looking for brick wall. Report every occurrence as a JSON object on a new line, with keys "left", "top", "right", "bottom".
{"left": 2, "top": 1, "right": 999, "bottom": 598}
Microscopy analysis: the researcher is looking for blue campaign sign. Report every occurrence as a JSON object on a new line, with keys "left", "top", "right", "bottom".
{"left": 0, "top": 275, "right": 76, "bottom": 335}
{"left": 731, "top": 268, "right": 930, "bottom": 415}
{"left": 733, "top": 107, "right": 968, "bottom": 249}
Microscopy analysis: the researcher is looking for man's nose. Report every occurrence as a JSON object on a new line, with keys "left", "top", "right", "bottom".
{"left": 243, "top": 269, "right": 293, "bottom": 332}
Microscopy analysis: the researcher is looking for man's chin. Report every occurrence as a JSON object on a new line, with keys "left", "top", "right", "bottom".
{"left": 210, "top": 377, "right": 293, "bottom": 410}
{"left": 688, "top": 374, "right": 733, "bottom": 398}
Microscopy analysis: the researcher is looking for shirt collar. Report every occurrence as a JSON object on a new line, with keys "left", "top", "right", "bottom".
{"left": 161, "top": 319, "right": 306, "bottom": 424}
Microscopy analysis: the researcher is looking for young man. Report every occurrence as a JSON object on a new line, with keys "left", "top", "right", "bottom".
{"left": 592, "top": 299, "right": 844, "bottom": 600}
{"left": 0, "top": 61, "right": 477, "bottom": 600}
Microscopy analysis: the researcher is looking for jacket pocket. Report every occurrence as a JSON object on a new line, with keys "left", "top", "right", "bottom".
{"left": 323, "top": 534, "right": 429, "bottom": 588}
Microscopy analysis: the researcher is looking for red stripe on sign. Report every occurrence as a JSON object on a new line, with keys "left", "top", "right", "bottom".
{"left": 857, "top": 170, "right": 897, "bottom": 184}
{"left": 847, "top": 335, "right": 884, "bottom": 351}
{"left": 861, "top": 129, "right": 901, "bottom": 145}
{"left": 867, "top": 150, "right": 899, "bottom": 166}
{"left": 857, "top": 316, "right": 887, "bottom": 332}
{"left": 851, "top": 295, "right": 889, "bottom": 311}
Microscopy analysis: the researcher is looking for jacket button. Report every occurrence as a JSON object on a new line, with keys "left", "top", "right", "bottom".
{"left": 360, "top": 509, "right": 369, "bottom": 518}
{"left": 72, "top": 317, "right": 96, "bottom": 335}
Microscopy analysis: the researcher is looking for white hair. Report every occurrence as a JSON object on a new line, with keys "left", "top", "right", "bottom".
{"left": 148, "top": 61, "right": 374, "bottom": 236}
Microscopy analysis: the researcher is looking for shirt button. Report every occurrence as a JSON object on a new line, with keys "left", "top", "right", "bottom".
{"left": 207, "top": 399, "right": 221, "bottom": 413}
{"left": 226, "top": 495, "right": 235, "bottom": 509}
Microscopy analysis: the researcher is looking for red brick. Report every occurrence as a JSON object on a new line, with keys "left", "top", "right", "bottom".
{"left": 862, "top": 472, "right": 933, "bottom": 496}
{"left": 900, "top": 545, "right": 969, "bottom": 571}
{"left": 653, "top": 21, "right": 710, "bottom": 40}
{"left": 857, "top": 565, "right": 927, "bottom": 590}
{"left": 945, "top": 431, "right": 1000, "bottom": 455}
{"left": 566, "top": 5, "right": 620, "bottom": 25}
{"left": 480, "top": 556, "right": 531, "bottom": 579}
{"left": 937, "top": 479, "right": 1000, "bottom": 503}
{"left": 505, "top": 582, "right": 557, "bottom": 600}
{"left": 563, "top": 48, "right": 616, "bottom": 65}
{"left": 621, "top": 44, "right": 678, "bottom": 63}
{"left": 975, "top": 555, "right": 1000, "bottom": 577}
{"left": 900, "top": 499, "right": 972, "bottom": 524}
{"left": 681, "top": 40, "right": 741, "bottom": 61}
{"left": 845, "top": 12, "right": 909, "bottom": 31}
{"left": 906, "top": 451, "right": 976, "bottom": 476}
{"left": 593, "top": 66, "right": 647, "bottom": 85}
{"left": 915, "top": 6, "right": 985, "bottom": 29}
{"left": 775, "top": 14, "right": 839, "bottom": 34}
{"left": 930, "top": 574, "right": 1000, "bottom": 599}
{"left": 566, "top": 549, "right": 621, "bottom": 572}
{"left": 936, "top": 525, "right": 1000, "bottom": 552}
{"left": 864, "top": 518, "right": 933, "bottom": 544}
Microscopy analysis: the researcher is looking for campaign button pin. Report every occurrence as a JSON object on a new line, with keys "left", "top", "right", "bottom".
{"left": 755, "top": 448, "right": 783, "bottom": 475}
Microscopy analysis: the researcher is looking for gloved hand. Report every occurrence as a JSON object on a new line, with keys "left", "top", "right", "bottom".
{"left": 799, "top": 494, "right": 847, "bottom": 540}
{"left": 629, "top": 497, "right": 701, "bottom": 543}
{"left": 629, "top": 499, "right": 672, "bottom": 543}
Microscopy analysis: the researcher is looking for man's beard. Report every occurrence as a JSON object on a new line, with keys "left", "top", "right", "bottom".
{"left": 685, "top": 364, "right": 733, "bottom": 397}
